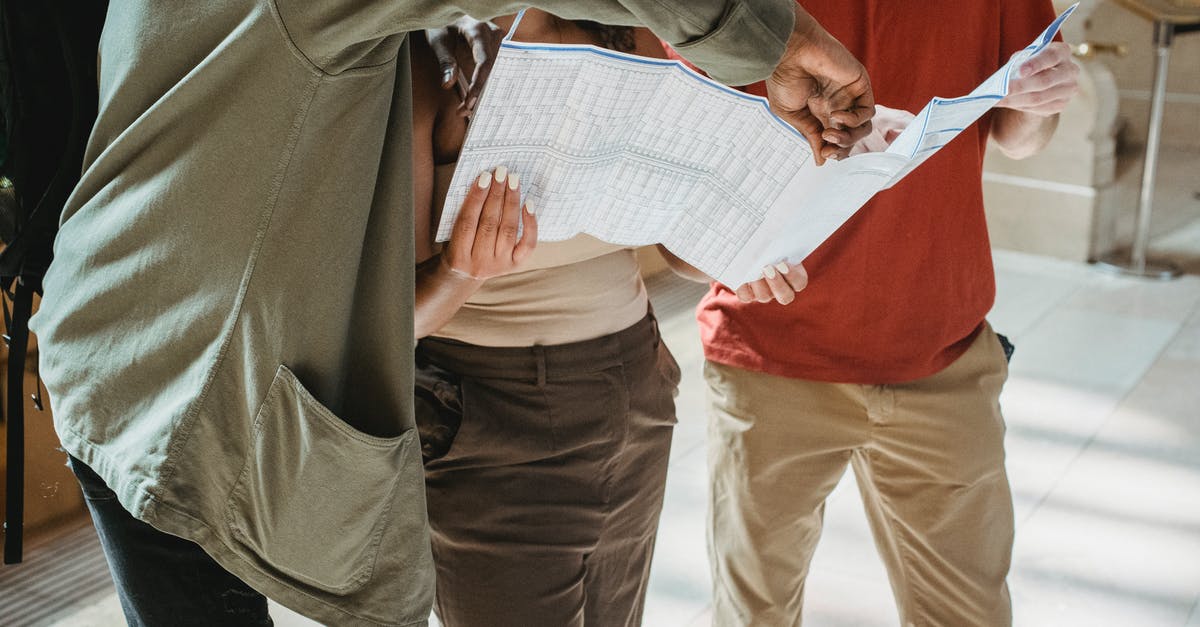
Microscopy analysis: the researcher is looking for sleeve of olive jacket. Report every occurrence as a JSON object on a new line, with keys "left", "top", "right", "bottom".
{"left": 273, "top": 0, "right": 794, "bottom": 85}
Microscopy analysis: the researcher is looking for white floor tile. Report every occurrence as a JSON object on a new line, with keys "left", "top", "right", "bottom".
{"left": 990, "top": 266, "right": 1086, "bottom": 339}
{"left": 645, "top": 449, "right": 712, "bottom": 627}
{"left": 1060, "top": 273, "right": 1200, "bottom": 323}
{"left": 1008, "top": 308, "right": 1180, "bottom": 393}
{"left": 1186, "top": 599, "right": 1200, "bottom": 627}
{"left": 1011, "top": 445, "right": 1200, "bottom": 627}
{"left": 1000, "top": 375, "right": 1127, "bottom": 522}
{"left": 1165, "top": 305, "right": 1200, "bottom": 362}
{"left": 802, "top": 569, "right": 897, "bottom": 627}
{"left": 1095, "top": 359, "right": 1200, "bottom": 465}
{"left": 808, "top": 472, "right": 892, "bottom": 586}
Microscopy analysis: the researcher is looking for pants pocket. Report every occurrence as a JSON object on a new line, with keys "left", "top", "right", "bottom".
{"left": 414, "top": 355, "right": 463, "bottom": 463}
{"left": 224, "top": 365, "right": 417, "bottom": 595}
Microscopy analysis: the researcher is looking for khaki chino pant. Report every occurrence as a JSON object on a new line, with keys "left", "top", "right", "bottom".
{"left": 705, "top": 325, "right": 1014, "bottom": 627}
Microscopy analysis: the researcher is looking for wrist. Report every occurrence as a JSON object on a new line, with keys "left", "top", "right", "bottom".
{"left": 782, "top": 5, "right": 822, "bottom": 65}
{"left": 437, "top": 255, "right": 486, "bottom": 286}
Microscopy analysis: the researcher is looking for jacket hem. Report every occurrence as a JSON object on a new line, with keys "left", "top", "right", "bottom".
{"left": 56, "top": 430, "right": 431, "bottom": 627}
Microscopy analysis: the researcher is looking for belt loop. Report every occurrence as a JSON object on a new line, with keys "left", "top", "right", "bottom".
{"left": 534, "top": 345, "right": 547, "bottom": 388}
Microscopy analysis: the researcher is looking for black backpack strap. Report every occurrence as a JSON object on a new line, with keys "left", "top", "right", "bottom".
{"left": 4, "top": 275, "right": 34, "bottom": 564}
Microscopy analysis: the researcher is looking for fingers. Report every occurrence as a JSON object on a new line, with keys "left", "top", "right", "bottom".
{"left": 785, "top": 262, "right": 809, "bottom": 292}
{"left": 511, "top": 204, "right": 538, "bottom": 265}
{"left": 764, "top": 261, "right": 809, "bottom": 303}
{"left": 495, "top": 171, "right": 522, "bottom": 257}
{"left": 829, "top": 99, "right": 876, "bottom": 132}
{"left": 451, "top": 170, "right": 492, "bottom": 250}
{"left": 463, "top": 23, "right": 501, "bottom": 111}
{"left": 1002, "top": 80, "right": 1078, "bottom": 116}
{"left": 1012, "top": 59, "right": 1079, "bottom": 96}
{"left": 734, "top": 261, "right": 808, "bottom": 304}
{"left": 821, "top": 117, "right": 874, "bottom": 160}
{"left": 425, "top": 30, "right": 459, "bottom": 90}
{"left": 762, "top": 264, "right": 795, "bottom": 305}
{"left": 767, "top": 67, "right": 875, "bottom": 165}
{"left": 797, "top": 114, "right": 832, "bottom": 166}
{"left": 444, "top": 166, "right": 534, "bottom": 280}
{"left": 472, "top": 166, "right": 507, "bottom": 256}
{"left": 1004, "top": 43, "right": 1079, "bottom": 116}
{"left": 1018, "top": 42, "right": 1071, "bottom": 79}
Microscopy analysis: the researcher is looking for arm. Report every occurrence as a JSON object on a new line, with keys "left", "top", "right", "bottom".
{"left": 280, "top": 0, "right": 872, "bottom": 159}
{"left": 991, "top": 42, "right": 1079, "bottom": 159}
{"left": 275, "top": 0, "right": 793, "bottom": 80}
{"left": 414, "top": 168, "right": 537, "bottom": 338}
{"left": 411, "top": 37, "right": 537, "bottom": 338}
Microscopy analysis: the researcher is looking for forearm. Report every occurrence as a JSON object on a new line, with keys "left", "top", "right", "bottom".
{"left": 414, "top": 256, "right": 484, "bottom": 339}
{"left": 511, "top": 0, "right": 795, "bottom": 85}
{"left": 990, "top": 108, "right": 1059, "bottom": 160}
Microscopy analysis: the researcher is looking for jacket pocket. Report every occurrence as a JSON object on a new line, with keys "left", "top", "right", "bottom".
{"left": 225, "top": 365, "right": 416, "bottom": 595}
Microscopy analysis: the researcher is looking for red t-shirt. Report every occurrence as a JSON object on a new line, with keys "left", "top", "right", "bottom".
{"left": 689, "top": 0, "right": 1058, "bottom": 384}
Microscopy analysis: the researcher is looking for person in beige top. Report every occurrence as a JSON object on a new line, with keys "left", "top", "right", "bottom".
{"left": 29, "top": 0, "right": 874, "bottom": 624}
{"left": 410, "top": 14, "right": 684, "bottom": 626}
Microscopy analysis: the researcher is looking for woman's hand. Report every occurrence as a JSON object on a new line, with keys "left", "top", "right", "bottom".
{"left": 734, "top": 261, "right": 808, "bottom": 305}
{"left": 415, "top": 166, "right": 537, "bottom": 338}
{"left": 441, "top": 166, "right": 537, "bottom": 282}
{"left": 424, "top": 16, "right": 503, "bottom": 116}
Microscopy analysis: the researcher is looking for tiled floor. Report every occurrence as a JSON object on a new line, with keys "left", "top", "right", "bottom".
{"left": 23, "top": 250, "right": 1200, "bottom": 626}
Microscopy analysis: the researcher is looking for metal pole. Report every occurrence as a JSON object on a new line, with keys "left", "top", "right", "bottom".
{"left": 1130, "top": 20, "right": 1172, "bottom": 271}
{"left": 1094, "top": 18, "right": 1181, "bottom": 280}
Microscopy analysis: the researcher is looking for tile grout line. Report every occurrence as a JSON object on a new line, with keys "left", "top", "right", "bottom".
{"left": 1184, "top": 595, "right": 1200, "bottom": 627}
{"left": 1014, "top": 299, "right": 1193, "bottom": 528}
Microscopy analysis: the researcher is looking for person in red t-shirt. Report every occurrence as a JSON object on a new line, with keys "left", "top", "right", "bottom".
{"left": 665, "top": 2, "right": 1079, "bottom": 625}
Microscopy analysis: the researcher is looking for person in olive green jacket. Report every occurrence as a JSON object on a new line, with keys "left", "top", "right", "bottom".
{"left": 30, "top": 1, "right": 873, "bottom": 625}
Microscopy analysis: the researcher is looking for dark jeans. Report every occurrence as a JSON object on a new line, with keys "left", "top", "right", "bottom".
{"left": 68, "top": 456, "right": 273, "bottom": 626}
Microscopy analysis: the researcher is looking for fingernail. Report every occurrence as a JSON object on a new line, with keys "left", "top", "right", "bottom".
{"left": 762, "top": 265, "right": 777, "bottom": 279}
{"left": 442, "top": 70, "right": 454, "bottom": 85}
{"left": 494, "top": 166, "right": 507, "bottom": 183}
{"left": 775, "top": 262, "right": 790, "bottom": 274}
{"left": 508, "top": 172, "right": 520, "bottom": 190}
{"left": 477, "top": 172, "right": 491, "bottom": 189}
{"left": 524, "top": 201, "right": 535, "bottom": 216}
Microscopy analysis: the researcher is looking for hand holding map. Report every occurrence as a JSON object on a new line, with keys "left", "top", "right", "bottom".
{"left": 437, "top": 5, "right": 1078, "bottom": 288}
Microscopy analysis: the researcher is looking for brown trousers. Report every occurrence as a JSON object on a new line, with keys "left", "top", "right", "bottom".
{"left": 706, "top": 324, "right": 1015, "bottom": 627}
{"left": 417, "top": 314, "right": 679, "bottom": 627}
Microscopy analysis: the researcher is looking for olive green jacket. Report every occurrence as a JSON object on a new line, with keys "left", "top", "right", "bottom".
{"left": 30, "top": 0, "right": 793, "bottom": 623}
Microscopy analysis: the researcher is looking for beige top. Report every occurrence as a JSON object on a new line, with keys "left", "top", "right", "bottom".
{"left": 430, "top": 164, "right": 649, "bottom": 346}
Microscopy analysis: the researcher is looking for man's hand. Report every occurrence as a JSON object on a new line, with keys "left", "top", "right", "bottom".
{"left": 734, "top": 261, "right": 808, "bottom": 305}
{"left": 992, "top": 41, "right": 1079, "bottom": 159}
{"left": 767, "top": 5, "right": 875, "bottom": 165}
{"left": 999, "top": 42, "right": 1079, "bottom": 117}
{"left": 424, "top": 17, "right": 503, "bottom": 116}
{"left": 834, "top": 105, "right": 915, "bottom": 156}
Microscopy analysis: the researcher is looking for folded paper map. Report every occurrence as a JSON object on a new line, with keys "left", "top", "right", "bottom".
{"left": 437, "top": 5, "right": 1077, "bottom": 286}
